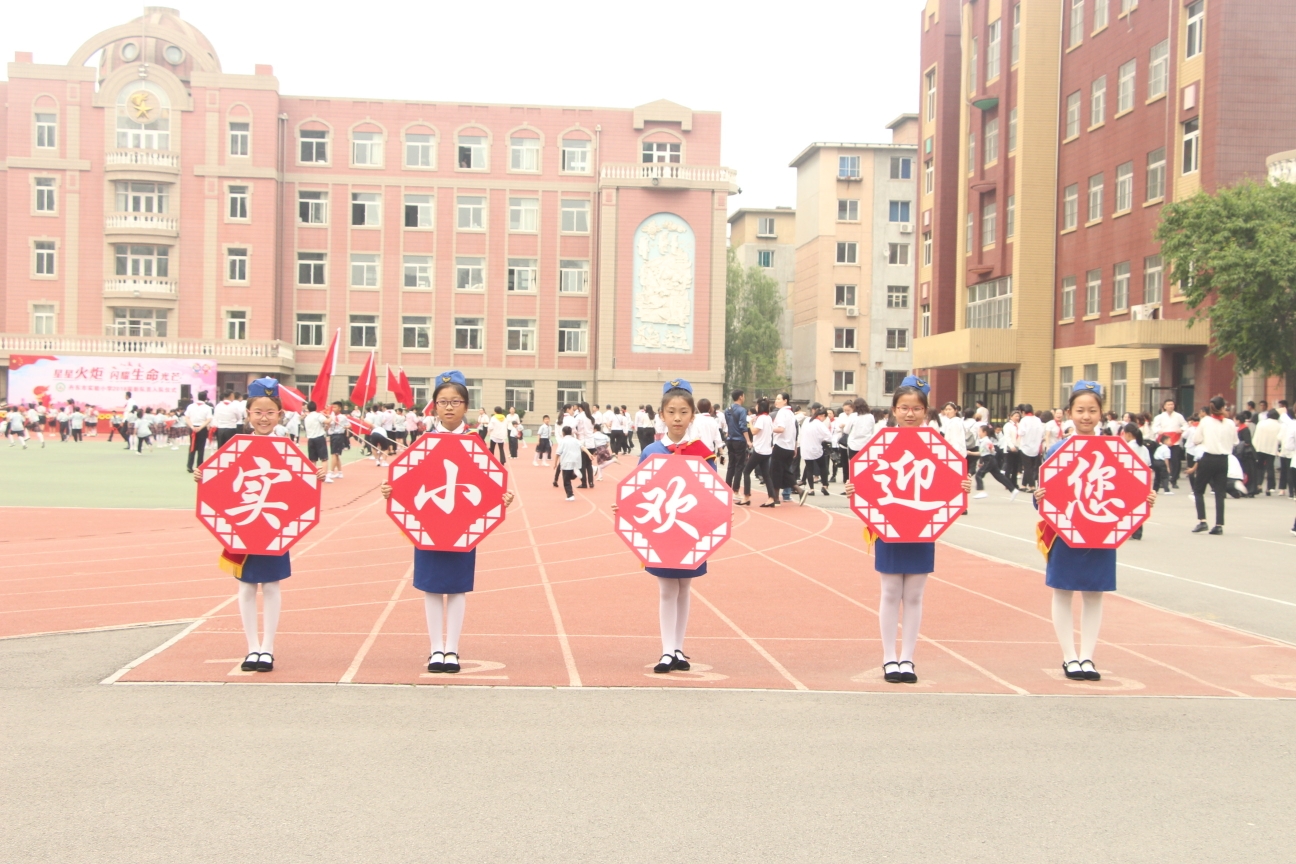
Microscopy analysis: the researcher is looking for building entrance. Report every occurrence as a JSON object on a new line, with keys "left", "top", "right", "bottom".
{"left": 964, "top": 369, "right": 1016, "bottom": 423}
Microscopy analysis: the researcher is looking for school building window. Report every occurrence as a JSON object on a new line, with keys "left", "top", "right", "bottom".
{"left": 1059, "top": 366, "right": 1074, "bottom": 408}
{"left": 351, "top": 131, "right": 383, "bottom": 166}
{"left": 458, "top": 135, "right": 487, "bottom": 169}
{"left": 408, "top": 378, "right": 431, "bottom": 406}
{"left": 1118, "top": 60, "right": 1136, "bottom": 113}
{"left": 350, "top": 314, "right": 378, "bottom": 348}
{"left": 351, "top": 192, "right": 381, "bottom": 226}
{"left": 643, "top": 141, "right": 681, "bottom": 164}
{"left": 984, "top": 118, "right": 999, "bottom": 165}
{"left": 558, "top": 320, "right": 588, "bottom": 354}
{"left": 404, "top": 194, "right": 433, "bottom": 228}
{"left": 299, "top": 129, "right": 328, "bottom": 163}
{"left": 557, "top": 381, "right": 586, "bottom": 407}
{"left": 1086, "top": 269, "right": 1101, "bottom": 316}
{"left": 34, "top": 241, "right": 56, "bottom": 276}
{"left": 886, "top": 328, "right": 909, "bottom": 350}
{"left": 227, "top": 248, "right": 248, "bottom": 282}
{"left": 299, "top": 190, "right": 328, "bottom": 224}
{"left": 1141, "top": 358, "right": 1161, "bottom": 410}
{"left": 835, "top": 285, "right": 856, "bottom": 307}
{"left": 888, "top": 243, "right": 910, "bottom": 266}
{"left": 757, "top": 250, "right": 775, "bottom": 268}
{"left": 890, "top": 157, "right": 913, "bottom": 180}
{"left": 1061, "top": 276, "right": 1077, "bottom": 319}
{"left": 229, "top": 122, "right": 249, "bottom": 156}
{"left": 836, "top": 242, "right": 858, "bottom": 264}
{"left": 1185, "top": 1, "right": 1204, "bottom": 58}
{"left": 298, "top": 252, "right": 326, "bottom": 286}
{"left": 35, "top": 113, "right": 57, "bottom": 149}
{"left": 35, "top": 178, "right": 56, "bottom": 213}
{"left": 350, "top": 254, "right": 379, "bottom": 288}
{"left": 456, "top": 258, "right": 484, "bottom": 291}
{"left": 1110, "top": 361, "right": 1128, "bottom": 417}
{"left": 1144, "top": 255, "right": 1163, "bottom": 304}
{"left": 561, "top": 199, "right": 590, "bottom": 233}
{"left": 402, "top": 316, "right": 430, "bottom": 349}
{"left": 457, "top": 196, "right": 485, "bottom": 229}
{"left": 887, "top": 285, "right": 910, "bottom": 309}
{"left": 225, "top": 310, "right": 247, "bottom": 340}
{"left": 1062, "top": 185, "right": 1079, "bottom": 230}
{"left": 559, "top": 260, "right": 589, "bottom": 294}
{"left": 115, "top": 244, "right": 169, "bottom": 278}
{"left": 838, "top": 199, "right": 859, "bottom": 221}
{"left": 296, "top": 313, "right": 325, "bottom": 346}
{"left": 510, "top": 136, "right": 540, "bottom": 171}
{"left": 1115, "top": 162, "right": 1134, "bottom": 212}
{"left": 838, "top": 155, "right": 860, "bottom": 179}
{"left": 508, "top": 259, "right": 538, "bottom": 292}
{"left": 562, "top": 139, "right": 590, "bottom": 173}
{"left": 834, "top": 327, "right": 856, "bottom": 350}
{"left": 889, "top": 201, "right": 912, "bottom": 223}
{"left": 1146, "top": 148, "right": 1166, "bottom": 201}
{"left": 505, "top": 380, "right": 534, "bottom": 412}
{"left": 33, "top": 304, "right": 56, "bottom": 335}
{"left": 506, "top": 319, "right": 537, "bottom": 353}
{"left": 1182, "top": 118, "right": 1200, "bottom": 174}
{"left": 1113, "top": 262, "right": 1131, "bottom": 311}
{"left": 228, "top": 185, "right": 248, "bottom": 220}
{"left": 833, "top": 370, "right": 855, "bottom": 393}
{"left": 454, "top": 317, "right": 483, "bottom": 351}
{"left": 509, "top": 197, "right": 539, "bottom": 232}
{"left": 884, "top": 370, "right": 907, "bottom": 395}
{"left": 403, "top": 256, "right": 432, "bottom": 289}
{"left": 405, "top": 133, "right": 435, "bottom": 167}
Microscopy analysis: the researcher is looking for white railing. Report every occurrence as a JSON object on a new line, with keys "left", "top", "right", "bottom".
{"left": 105, "top": 213, "right": 179, "bottom": 233}
{"left": 105, "top": 149, "right": 180, "bottom": 169}
{"left": 103, "top": 278, "right": 177, "bottom": 296}
{"left": 0, "top": 334, "right": 293, "bottom": 362}
{"left": 600, "top": 163, "right": 738, "bottom": 183}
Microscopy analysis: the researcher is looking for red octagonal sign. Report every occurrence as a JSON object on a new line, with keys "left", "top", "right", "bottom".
{"left": 1039, "top": 435, "right": 1152, "bottom": 548}
{"left": 849, "top": 426, "right": 968, "bottom": 542}
{"left": 387, "top": 432, "right": 508, "bottom": 550}
{"left": 196, "top": 435, "right": 322, "bottom": 555}
{"left": 616, "top": 454, "right": 732, "bottom": 569}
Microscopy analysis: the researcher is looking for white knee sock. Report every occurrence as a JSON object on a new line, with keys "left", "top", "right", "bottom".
{"left": 1079, "top": 591, "right": 1104, "bottom": 661}
{"left": 423, "top": 592, "right": 444, "bottom": 654}
{"left": 898, "top": 573, "right": 929, "bottom": 663}
{"left": 238, "top": 581, "right": 260, "bottom": 654}
{"left": 1051, "top": 589, "right": 1079, "bottom": 663}
{"left": 658, "top": 578, "right": 680, "bottom": 656}
{"left": 444, "top": 593, "right": 466, "bottom": 654}
{"left": 259, "top": 582, "right": 281, "bottom": 655}
{"left": 878, "top": 574, "right": 904, "bottom": 664}
{"left": 673, "top": 578, "right": 692, "bottom": 653}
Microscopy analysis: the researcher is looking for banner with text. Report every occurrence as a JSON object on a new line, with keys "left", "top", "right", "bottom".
{"left": 7, "top": 355, "right": 217, "bottom": 410}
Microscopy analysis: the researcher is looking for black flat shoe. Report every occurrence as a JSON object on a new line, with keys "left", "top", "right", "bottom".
{"left": 442, "top": 652, "right": 460, "bottom": 673}
{"left": 1209, "top": 525, "right": 1223, "bottom": 536}
{"left": 671, "top": 651, "right": 691, "bottom": 671}
{"left": 1063, "top": 660, "right": 1086, "bottom": 680}
{"left": 759, "top": 501, "right": 777, "bottom": 508}
{"left": 883, "top": 661, "right": 903, "bottom": 683}
{"left": 255, "top": 652, "right": 274, "bottom": 672}
{"left": 1079, "top": 659, "right": 1101, "bottom": 681}
{"left": 240, "top": 652, "right": 259, "bottom": 672}
{"left": 1191, "top": 522, "right": 1209, "bottom": 533}
{"left": 898, "top": 661, "right": 917, "bottom": 683}
{"left": 653, "top": 653, "right": 674, "bottom": 673}
{"left": 427, "top": 651, "right": 445, "bottom": 673}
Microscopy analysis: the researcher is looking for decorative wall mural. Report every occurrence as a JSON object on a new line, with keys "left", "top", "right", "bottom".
{"left": 632, "top": 213, "right": 695, "bottom": 353}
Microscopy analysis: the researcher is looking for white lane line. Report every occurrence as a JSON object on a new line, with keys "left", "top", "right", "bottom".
{"left": 1115, "top": 563, "right": 1296, "bottom": 609}
{"left": 689, "top": 589, "right": 807, "bottom": 690}
{"left": 1243, "top": 536, "right": 1296, "bottom": 549}
{"left": 515, "top": 487, "right": 582, "bottom": 687}
{"left": 338, "top": 565, "right": 413, "bottom": 684}
{"left": 100, "top": 595, "right": 237, "bottom": 684}
{"left": 947, "top": 522, "right": 1036, "bottom": 544}
{"left": 0, "top": 619, "right": 196, "bottom": 642}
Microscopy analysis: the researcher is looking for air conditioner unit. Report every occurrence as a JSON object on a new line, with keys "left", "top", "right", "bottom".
{"left": 1131, "top": 303, "right": 1161, "bottom": 320}
{"left": 898, "top": 222, "right": 914, "bottom": 234}
{"left": 845, "top": 306, "right": 859, "bottom": 318}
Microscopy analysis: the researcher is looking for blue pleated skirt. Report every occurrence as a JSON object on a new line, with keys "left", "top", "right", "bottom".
{"left": 647, "top": 562, "right": 706, "bottom": 579}
{"left": 874, "top": 539, "right": 935, "bottom": 575}
{"left": 238, "top": 553, "right": 292, "bottom": 584}
{"left": 414, "top": 548, "right": 477, "bottom": 594}
{"left": 1045, "top": 542, "right": 1117, "bottom": 592}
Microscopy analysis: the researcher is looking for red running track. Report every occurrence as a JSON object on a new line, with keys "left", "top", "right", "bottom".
{"left": 3, "top": 454, "right": 1295, "bottom": 697}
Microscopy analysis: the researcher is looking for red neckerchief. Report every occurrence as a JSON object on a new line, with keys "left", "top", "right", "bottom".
{"left": 665, "top": 439, "right": 714, "bottom": 458}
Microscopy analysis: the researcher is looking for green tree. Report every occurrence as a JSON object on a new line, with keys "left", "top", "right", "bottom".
{"left": 1155, "top": 180, "right": 1296, "bottom": 388}
{"left": 724, "top": 248, "right": 789, "bottom": 397}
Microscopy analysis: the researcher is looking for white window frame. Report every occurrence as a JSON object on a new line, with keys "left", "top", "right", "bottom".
{"left": 834, "top": 284, "right": 857, "bottom": 307}
{"left": 296, "top": 313, "right": 325, "bottom": 347}
{"left": 1063, "top": 184, "right": 1079, "bottom": 230}
{"left": 349, "top": 314, "right": 378, "bottom": 348}
{"left": 1091, "top": 76, "right": 1107, "bottom": 127}
{"left": 225, "top": 309, "right": 248, "bottom": 341}
{"left": 1095, "top": 0, "right": 1109, "bottom": 30}
{"left": 228, "top": 121, "right": 250, "bottom": 157}
{"left": 402, "top": 316, "right": 431, "bottom": 350}
{"left": 226, "top": 247, "right": 249, "bottom": 283}
{"left": 1011, "top": 4, "right": 1021, "bottom": 65}
{"left": 1088, "top": 173, "right": 1104, "bottom": 222}
{"left": 885, "top": 328, "right": 910, "bottom": 351}
{"left": 457, "top": 196, "right": 485, "bottom": 230}
{"left": 837, "top": 199, "right": 859, "bottom": 222}
{"left": 925, "top": 159, "right": 934, "bottom": 194}
{"left": 1115, "top": 161, "right": 1134, "bottom": 212}
{"left": 1113, "top": 261, "right": 1131, "bottom": 311}
{"left": 984, "top": 118, "right": 999, "bottom": 165}
{"left": 405, "top": 132, "right": 435, "bottom": 168}
{"left": 833, "top": 327, "right": 857, "bottom": 350}
{"left": 350, "top": 253, "right": 380, "bottom": 289}
{"left": 1185, "top": 1, "right": 1204, "bottom": 59}
{"left": 889, "top": 243, "right": 910, "bottom": 266}
{"left": 33, "top": 240, "right": 56, "bottom": 278}
{"left": 982, "top": 201, "right": 997, "bottom": 247}
{"left": 454, "top": 318, "right": 483, "bottom": 351}
{"left": 1086, "top": 269, "right": 1102, "bottom": 316}
{"left": 457, "top": 135, "right": 487, "bottom": 170}
{"left": 559, "top": 260, "right": 590, "bottom": 294}
{"left": 756, "top": 250, "right": 775, "bottom": 268}
{"left": 404, "top": 194, "right": 434, "bottom": 229}
{"left": 297, "top": 252, "right": 326, "bottom": 286}
{"left": 758, "top": 216, "right": 777, "bottom": 236}
{"left": 1061, "top": 276, "right": 1077, "bottom": 319}
{"left": 456, "top": 257, "right": 485, "bottom": 292}
{"left": 1117, "top": 60, "right": 1136, "bottom": 113}
{"left": 925, "top": 68, "right": 938, "bottom": 121}
{"left": 561, "top": 138, "right": 591, "bottom": 174}
{"left": 886, "top": 285, "right": 910, "bottom": 309}
{"left": 1182, "top": 118, "right": 1200, "bottom": 174}
{"left": 1008, "top": 107, "right": 1018, "bottom": 153}
{"left": 1149, "top": 40, "right": 1169, "bottom": 99}
{"left": 561, "top": 199, "right": 590, "bottom": 233}
{"left": 986, "top": 19, "right": 1002, "bottom": 81}
{"left": 889, "top": 200, "right": 912, "bottom": 223}
{"left": 299, "top": 190, "right": 328, "bottom": 225}
{"left": 351, "top": 192, "right": 381, "bottom": 227}
{"left": 838, "top": 155, "right": 860, "bottom": 179}
{"left": 509, "top": 136, "right": 541, "bottom": 172}
{"left": 507, "top": 258, "right": 538, "bottom": 292}
{"left": 1065, "top": 91, "right": 1082, "bottom": 139}
{"left": 1006, "top": 195, "right": 1016, "bottom": 238}
{"left": 351, "top": 131, "right": 384, "bottom": 167}
{"left": 227, "top": 184, "right": 249, "bottom": 221}
{"left": 1143, "top": 255, "right": 1163, "bottom": 304}
{"left": 35, "top": 112, "right": 57, "bottom": 149}
{"left": 922, "top": 232, "right": 933, "bottom": 266}
{"left": 299, "top": 129, "right": 329, "bottom": 164}
{"left": 509, "top": 197, "right": 540, "bottom": 232}
{"left": 1147, "top": 147, "right": 1166, "bottom": 201}
{"left": 506, "top": 318, "right": 536, "bottom": 353}
{"left": 33, "top": 303, "right": 56, "bottom": 335}
{"left": 557, "top": 319, "right": 589, "bottom": 354}
{"left": 403, "top": 255, "right": 432, "bottom": 289}
{"left": 836, "top": 242, "right": 858, "bottom": 264}
{"left": 1069, "top": 0, "right": 1085, "bottom": 48}
{"left": 833, "top": 370, "right": 856, "bottom": 394}
{"left": 34, "top": 177, "right": 57, "bottom": 214}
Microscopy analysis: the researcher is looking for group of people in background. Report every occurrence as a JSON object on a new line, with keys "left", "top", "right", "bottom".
{"left": 3, "top": 401, "right": 100, "bottom": 449}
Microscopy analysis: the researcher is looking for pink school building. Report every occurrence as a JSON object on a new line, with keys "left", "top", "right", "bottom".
{"left": 1, "top": 7, "right": 735, "bottom": 411}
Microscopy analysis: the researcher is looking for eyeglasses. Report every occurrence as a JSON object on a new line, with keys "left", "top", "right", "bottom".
{"left": 249, "top": 410, "right": 280, "bottom": 419}
{"left": 894, "top": 405, "right": 925, "bottom": 414}
{"left": 435, "top": 399, "right": 466, "bottom": 408}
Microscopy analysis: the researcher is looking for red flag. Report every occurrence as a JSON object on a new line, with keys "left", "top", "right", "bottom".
{"left": 385, "top": 364, "right": 408, "bottom": 407}
{"left": 342, "top": 415, "right": 373, "bottom": 437}
{"left": 397, "top": 367, "right": 414, "bottom": 407}
{"left": 310, "top": 329, "right": 340, "bottom": 407}
{"left": 350, "top": 352, "right": 377, "bottom": 407}
{"left": 279, "top": 384, "right": 307, "bottom": 413}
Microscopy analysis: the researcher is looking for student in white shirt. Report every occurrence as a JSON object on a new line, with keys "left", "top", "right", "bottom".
{"left": 134, "top": 410, "right": 154, "bottom": 454}
{"left": 534, "top": 415, "right": 553, "bottom": 466}
{"left": 184, "top": 392, "right": 214, "bottom": 471}
{"left": 634, "top": 406, "right": 652, "bottom": 452}
{"left": 1016, "top": 405, "right": 1045, "bottom": 491}
{"left": 556, "top": 427, "right": 588, "bottom": 500}
{"left": 212, "top": 394, "right": 242, "bottom": 448}
{"left": 1253, "top": 409, "right": 1282, "bottom": 495}
{"left": 303, "top": 402, "right": 332, "bottom": 480}
{"left": 68, "top": 406, "right": 85, "bottom": 443}
{"left": 770, "top": 393, "right": 805, "bottom": 504}
{"left": 1190, "top": 397, "right": 1238, "bottom": 535}
{"left": 1151, "top": 400, "right": 1188, "bottom": 489}
{"left": 798, "top": 407, "right": 833, "bottom": 495}
{"left": 506, "top": 407, "right": 521, "bottom": 459}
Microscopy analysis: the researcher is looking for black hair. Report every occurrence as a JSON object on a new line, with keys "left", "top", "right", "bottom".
{"left": 697, "top": 397, "right": 713, "bottom": 415}
{"left": 494, "top": 405, "right": 504, "bottom": 415}
{"left": 963, "top": 408, "right": 976, "bottom": 420}
{"left": 306, "top": 400, "right": 317, "bottom": 412}
{"left": 813, "top": 406, "right": 828, "bottom": 417}
{"left": 852, "top": 398, "right": 870, "bottom": 414}
{"left": 661, "top": 388, "right": 696, "bottom": 413}
{"left": 756, "top": 398, "right": 771, "bottom": 414}
{"left": 1209, "top": 395, "right": 1227, "bottom": 414}
{"left": 731, "top": 388, "right": 745, "bottom": 401}
{"left": 562, "top": 426, "right": 574, "bottom": 437}
{"left": 776, "top": 392, "right": 791, "bottom": 403}
{"left": 891, "top": 386, "right": 930, "bottom": 410}
{"left": 247, "top": 394, "right": 283, "bottom": 411}
{"left": 1067, "top": 388, "right": 1104, "bottom": 410}
{"left": 1268, "top": 409, "right": 1280, "bottom": 420}
{"left": 431, "top": 379, "right": 469, "bottom": 404}
{"left": 1019, "top": 403, "right": 1035, "bottom": 414}
{"left": 645, "top": 405, "right": 656, "bottom": 420}
{"left": 1122, "top": 422, "right": 1144, "bottom": 445}
{"left": 578, "top": 401, "right": 592, "bottom": 420}
{"left": 614, "top": 407, "right": 621, "bottom": 415}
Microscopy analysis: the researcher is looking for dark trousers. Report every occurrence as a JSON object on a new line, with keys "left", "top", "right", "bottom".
{"left": 70, "top": 428, "right": 82, "bottom": 442}
{"left": 801, "top": 454, "right": 829, "bottom": 489}
{"left": 1280, "top": 457, "right": 1291, "bottom": 492}
{"left": 637, "top": 428, "right": 654, "bottom": 451}
{"left": 831, "top": 447, "right": 854, "bottom": 483}
{"left": 59, "top": 422, "right": 69, "bottom": 441}
{"left": 1193, "top": 453, "right": 1229, "bottom": 526}
{"left": 610, "top": 430, "right": 628, "bottom": 454}
{"left": 508, "top": 437, "right": 519, "bottom": 459}
{"left": 725, "top": 440, "right": 748, "bottom": 493}
{"left": 188, "top": 427, "right": 209, "bottom": 471}
{"left": 771, "top": 445, "right": 799, "bottom": 494}
{"left": 215, "top": 427, "right": 238, "bottom": 448}
{"left": 562, "top": 469, "right": 577, "bottom": 497}
{"left": 1003, "top": 450, "right": 1021, "bottom": 486}
{"left": 1169, "top": 444, "right": 1184, "bottom": 487}
{"left": 744, "top": 451, "right": 776, "bottom": 500}
{"left": 1152, "top": 462, "right": 1170, "bottom": 493}
{"left": 581, "top": 451, "right": 594, "bottom": 486}
{"left": 1020, "top": 453, "right": 1042, "bottom": 489}
{"left": 975, "top": 454, "right": 1014, "bottom": 491}
{"left": 490, "top": 440, "right": 507, "bottom": 463}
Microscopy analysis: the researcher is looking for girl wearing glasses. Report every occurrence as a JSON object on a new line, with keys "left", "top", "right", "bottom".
{"left": 844, "top": 376, "right": 973, "bottom": 685}
{"left": 380, "top": 371, "right": 514, "bottom": 674}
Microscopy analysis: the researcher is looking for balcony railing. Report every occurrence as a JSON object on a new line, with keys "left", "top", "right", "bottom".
{"left": 105, "top": 213, "right": 179, "bottom": 234}
{"left": 600, "top": 163, "right": 738, "bottom": 184}
{"left": 104, "top": 278, "right": 177, "bottom": 296}
{"left": 966, "top": 276, "right": 1013, "bottom": 329}
{"left": 105, "top": 149, "right": 180, "bottom": 170}
{"left": 0, "top": 334, "right": 294, "bottom": 363}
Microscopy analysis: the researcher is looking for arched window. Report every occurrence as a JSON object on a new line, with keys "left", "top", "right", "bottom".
{"left": 116, "top": 82, "right": 171, "bottom": 150}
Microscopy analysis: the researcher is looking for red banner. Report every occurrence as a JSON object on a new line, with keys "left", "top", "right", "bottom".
{"left": 1039, "top": 435, "right": 1152, "bottom": 548}
{"left": 615, "top": 454, "right": 732, "bottom": 569}
{"left": 386, "top": 433, "right": 508, "bottom": 550}
{"left": 196, "top": 435, "right": 322, "bottom": 555}
{"left": 848, "top": 426, "right": 968, "bottom": 542}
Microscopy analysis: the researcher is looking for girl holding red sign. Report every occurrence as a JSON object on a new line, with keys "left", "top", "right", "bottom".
{"left": 844, "top": 377, "right": 974, "bottom": 684}
{"left": 194, "top": 378, "right": 328, "bottom": 673}
{"left": 379, "top": 371, "right": 514, "bottom": 674}
{"left": 612, "top": 379, "right": 714, "bottom": 675}
{"left": 1034, "top": 382, "right": 1158, "bottom": 681}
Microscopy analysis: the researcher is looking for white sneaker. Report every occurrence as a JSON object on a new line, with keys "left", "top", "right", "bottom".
{"left": 1010, "top": 489, "right": 1020, "bottom": 501}
{"left": 335, "top": 473, "right": 344, "bottom": 479}
{"left": 973, "top": 492, "right": 988, "bottom": 499}
{"left": 566, "top": 496, "right": 575, "bottom": 501}
{"left": 324, "top": 476, "right": 334, "bottom": 483}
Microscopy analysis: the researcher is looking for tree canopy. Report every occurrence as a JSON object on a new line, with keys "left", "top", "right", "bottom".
{"left": 724, "top": 248, "right": 789, "bottom": 397}
{"left": 1155, "top": 179, "right": 1296, "bottom": 377}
